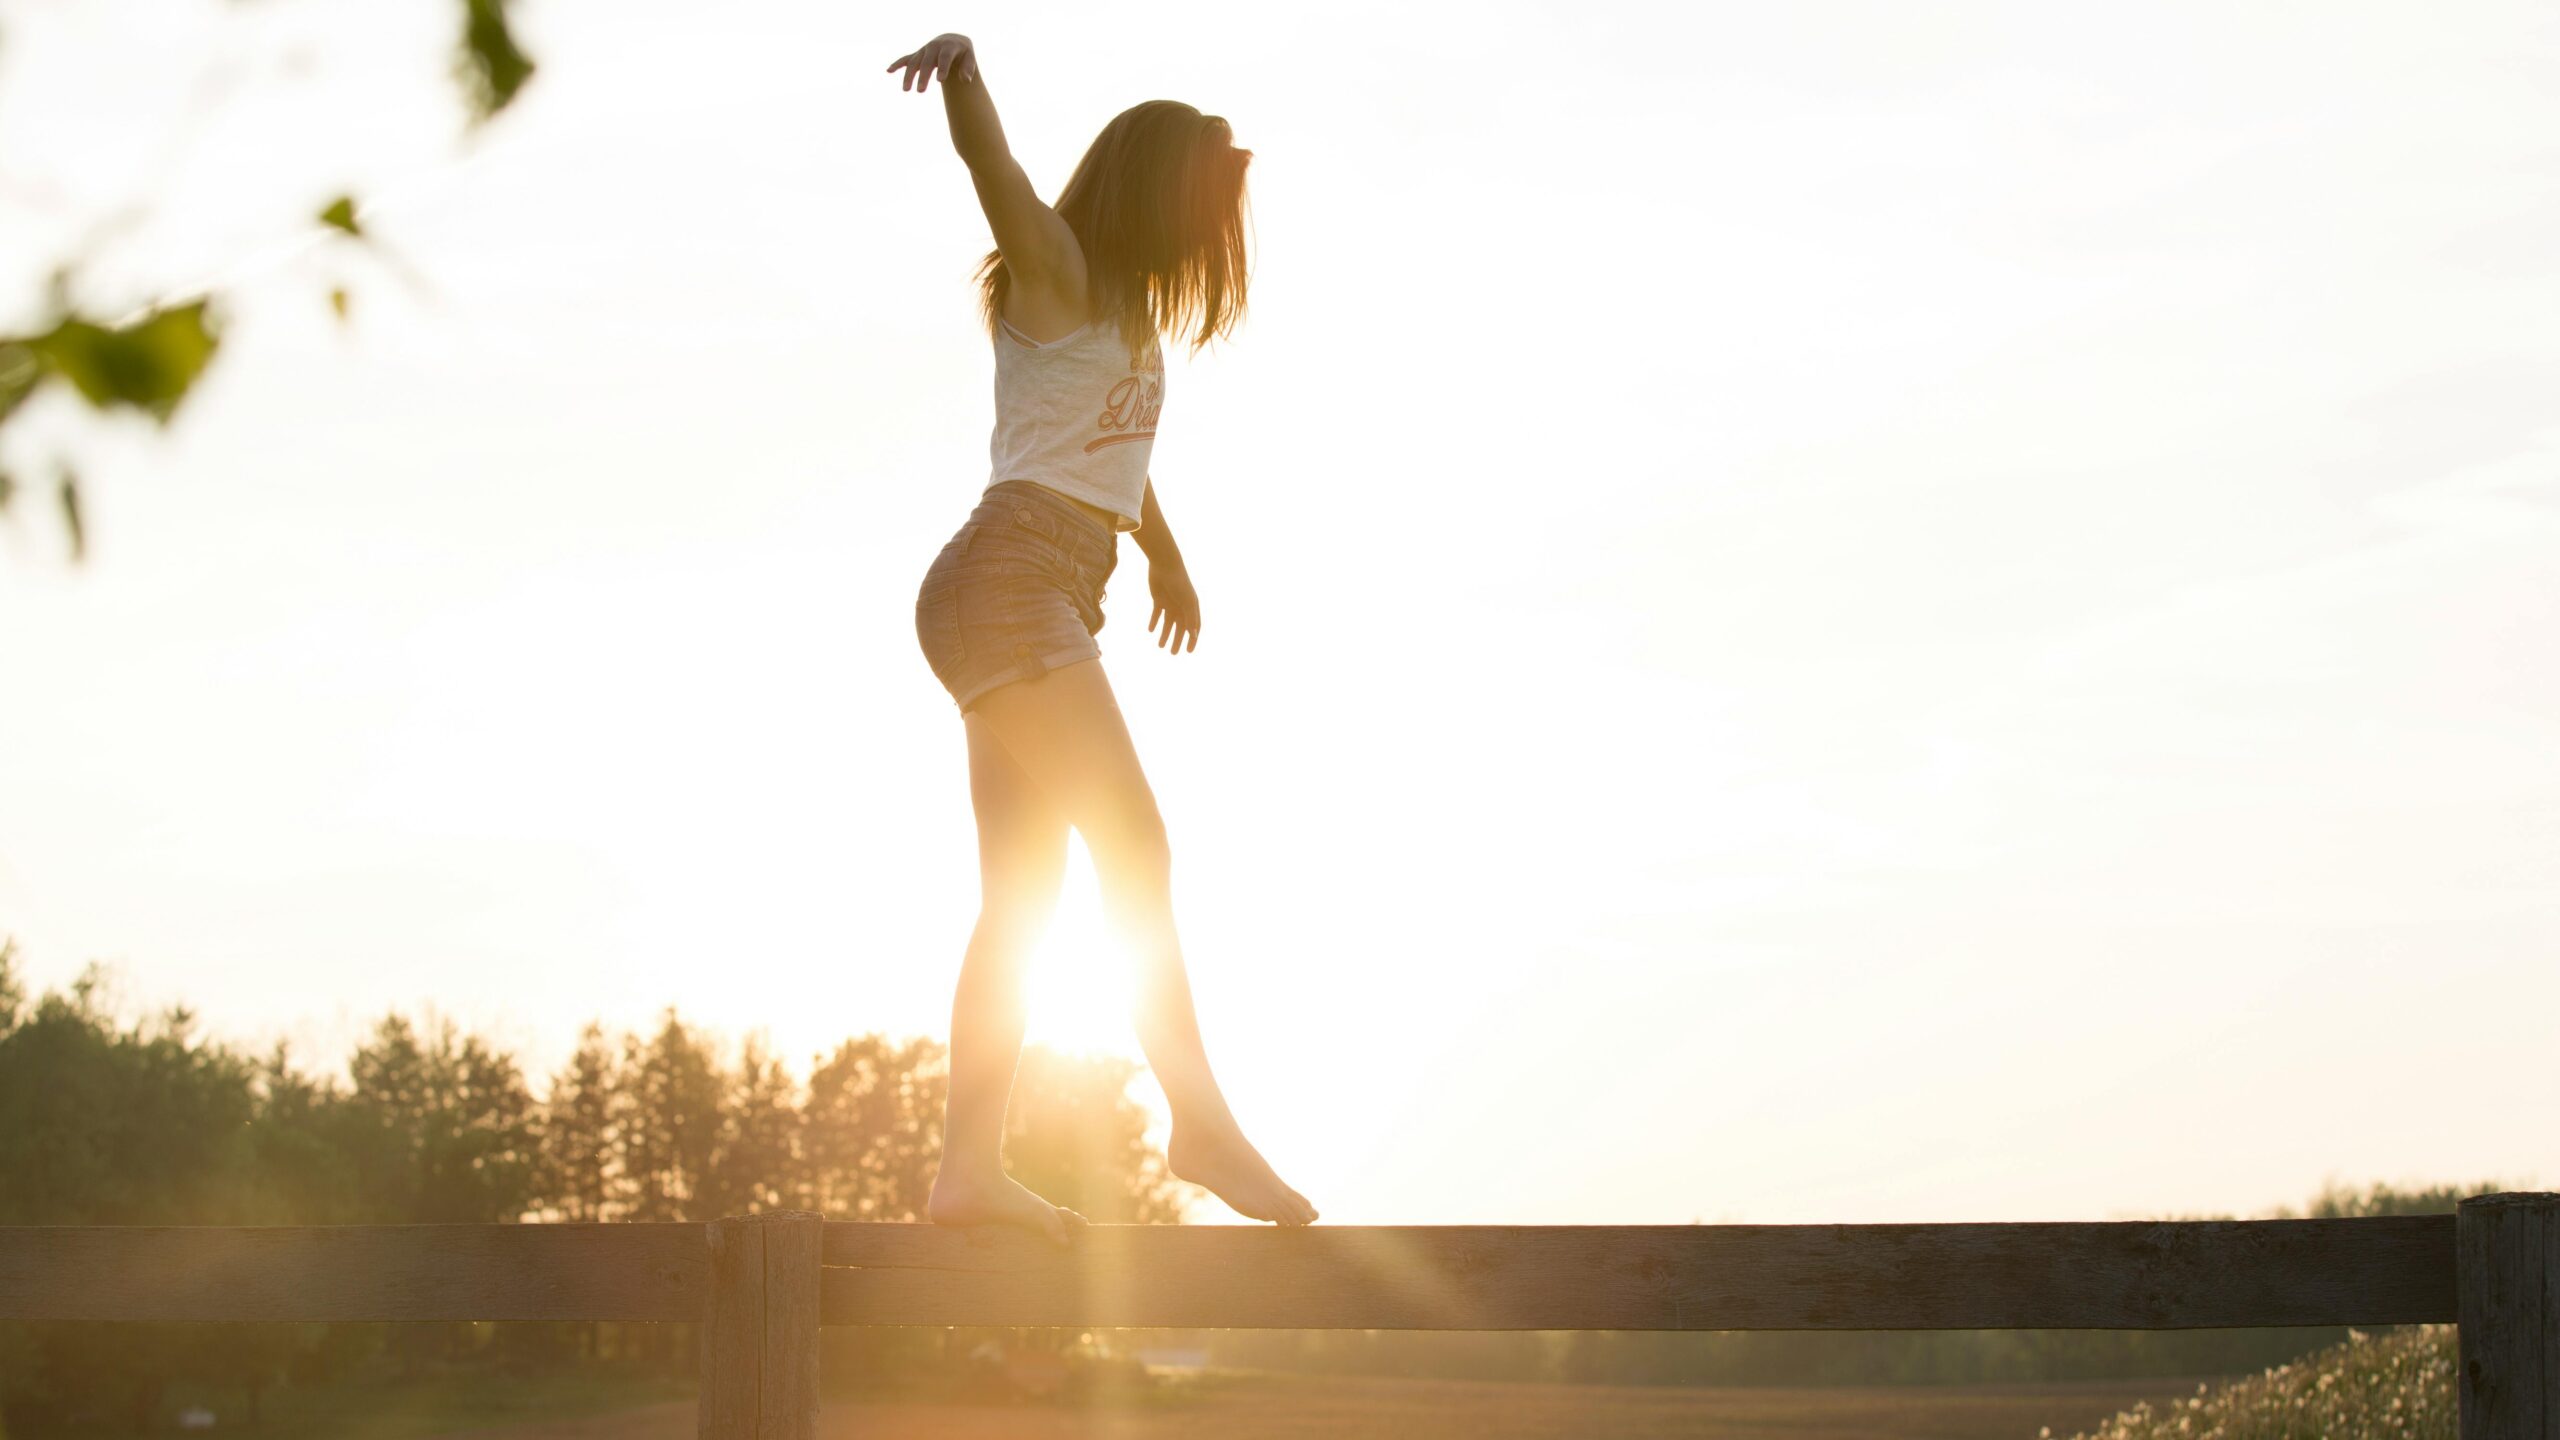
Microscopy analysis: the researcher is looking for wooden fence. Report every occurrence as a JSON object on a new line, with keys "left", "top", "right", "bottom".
{"left": 1, "top": 1192, "right": 2551, "bottom": 1439}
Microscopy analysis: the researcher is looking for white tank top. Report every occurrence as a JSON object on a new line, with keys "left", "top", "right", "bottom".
{"left": 985, "top": 311, "right": 1163, "bottom": 532}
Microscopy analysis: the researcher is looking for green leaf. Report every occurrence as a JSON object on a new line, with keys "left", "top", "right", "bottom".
{"left": 27, "top": 301, "right": 222, "bottom": 425}
{"left": 0, "top": 341, "right": 37, "bottom": 427}
{"left": 457, "top": 0, "right": 536, "bottom": 122}
{"left": 329, "top": 286, "right": 352, "bottom": 322}
{"left": 319, "top": 195, "right": 363, "bottom": 238}
{"left": 0, "top": 465, "right": 16, "bottom": 515}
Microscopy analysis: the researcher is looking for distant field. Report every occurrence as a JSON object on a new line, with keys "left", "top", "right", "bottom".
{"left": 15, "top": 1370, "right": 697, "bottom": 1440}
{"left": 439, "top": 1372, "right": 2203, "bottom": 1440}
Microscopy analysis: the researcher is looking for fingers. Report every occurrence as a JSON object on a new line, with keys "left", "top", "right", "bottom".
{"left": 1146, "top": 602, "right": 1200, "bottom": 655}
{"left": 888, "top": 36, "right": 976, "bottom": 91}
{"left": 883, "top": 50, "right": 948, "bottom": 93}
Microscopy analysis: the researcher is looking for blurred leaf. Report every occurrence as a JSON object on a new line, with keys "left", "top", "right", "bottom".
{"left": 0, "top": 341, "right": 37, "bottom": 426}
{"left": 27, "top": 301, "right": 221, "bottom": 425}
{"left": 318, "top": 195, "right": 363, "bottom": 238}
{"left": 456, "top": 0, "right": 536, "bottom": 122}
{"left": 0, "top": 466, "right": 15, "bottom": 515}
{"left": 329, "top": 286, "right": 352, "bottom": 322}
{"left": 58, "top": 467, "right": 85, "bottom": 561}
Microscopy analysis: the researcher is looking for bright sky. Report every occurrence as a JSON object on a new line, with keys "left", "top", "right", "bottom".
{"left": 3, "top": 0, "right": 2554, "bottom": 1227}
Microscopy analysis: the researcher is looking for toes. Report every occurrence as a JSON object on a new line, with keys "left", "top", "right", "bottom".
{"left": 1037, "top": 1208, "right": 1069, "bottom": 1248}
{"left": 1059, "top": 1208, "right": 1091, "bottom": 1237}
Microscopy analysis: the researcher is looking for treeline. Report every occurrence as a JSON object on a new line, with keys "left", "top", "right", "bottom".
{"left": 0, "top": 942, "right": 2512, "bottom": 1426}
{"left": 1206, "top": 1180, "right": 2500, "bottom": 1387}
{"left": 0, "top": 944, "right": 1182, "bottom": 1431}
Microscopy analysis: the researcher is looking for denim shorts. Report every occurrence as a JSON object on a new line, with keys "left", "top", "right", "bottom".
{"left": 915, "top": 480, "right": 1120, "bottom": 712}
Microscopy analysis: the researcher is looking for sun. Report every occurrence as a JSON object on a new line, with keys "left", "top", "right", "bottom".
{"left": 1018, "top": 837, "right": 1142, "bottom": 1057}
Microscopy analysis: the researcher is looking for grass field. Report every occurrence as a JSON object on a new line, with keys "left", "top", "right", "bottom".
{"left": 2062, "top": 1327, "right": 2454, "bottom": 1440}
{"left": 435, "top": 1372, "right": 2203, "bottom": 1440}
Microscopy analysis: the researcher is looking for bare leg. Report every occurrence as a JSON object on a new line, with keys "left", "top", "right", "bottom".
{"left": 971, "top": 659, "right": 1316, "bottom": 1226}
{"left": 924, "top": 711, "right": 1091, "bottom": 1245}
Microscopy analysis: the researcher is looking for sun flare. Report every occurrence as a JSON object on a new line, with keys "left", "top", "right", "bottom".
{"left": 1018, "top": 838, "right": 1142, "bottom": 1058}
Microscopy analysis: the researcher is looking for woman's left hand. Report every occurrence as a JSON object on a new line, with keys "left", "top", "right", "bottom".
{"left": 1148, "top": 563, "right": 1201, "bottom": 654}
{"left": 884, "top": 33, "right": 977, "bottom": 92}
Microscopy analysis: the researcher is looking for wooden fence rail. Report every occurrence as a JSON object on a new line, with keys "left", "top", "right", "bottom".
{"left": 818, "top": 1216, "right": 2459, "bottom": 1330}
{"left": 0, "top": 1193, "right": 2550, "bottom": 1440}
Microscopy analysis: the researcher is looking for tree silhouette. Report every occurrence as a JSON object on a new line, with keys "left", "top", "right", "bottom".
{"left": 711, "top": 1033, "right": 803, "bottom": 1218}
{"left": 342, "top": 1014, "right": 540, "bottom": 1225}
{"left": 802, "top": 1035, "right": 948, "bottom": 1222}
{"left": 615, "top": 1010, "right": 724, "bottom": 1224}
{"left": 538, "top": 1022, "right": 621, "bottom": 1224}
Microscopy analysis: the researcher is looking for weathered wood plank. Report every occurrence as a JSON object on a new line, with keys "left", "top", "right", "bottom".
{"left": 2460, "top": 1193, "right": 2559, "bottom": 1440}
{"left": 0, "top": 1214, "right": 2469, "bottom": 1334}
{"left": 821, "top": 1218, "right": 2456, "bottom": 1330}
{"left": 0, "top": 1223, "right": 706, "bottom": 1323}
{"left": 759, "top": 1214, "right": 823, "bottom": 1440}
{"left": 700, "top": 1217, "right": 763, "bottom": 1440}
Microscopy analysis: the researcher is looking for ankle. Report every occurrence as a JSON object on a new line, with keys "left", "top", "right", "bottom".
{"left": 933, "top": 1156, "right": 1006, "bottom": 1187}
{"left": 1169, "top": 1109, "right": 1242, "bottom": 1145}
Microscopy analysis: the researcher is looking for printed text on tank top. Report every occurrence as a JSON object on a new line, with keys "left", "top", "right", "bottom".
{"left": 999, "top": 313, "right": 1162, "bottom": 456}
{"left": 986, "top": 303, "right": 1161, "bottom": 532}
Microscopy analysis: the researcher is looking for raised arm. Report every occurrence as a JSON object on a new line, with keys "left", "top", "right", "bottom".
{"left": 885, "top": 33, "right": 1084, "bottom": 294}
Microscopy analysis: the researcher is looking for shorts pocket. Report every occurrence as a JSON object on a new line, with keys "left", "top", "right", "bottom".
{"left": 914, "top": 580, "right": 965, "bottom": 675}
{"left": 930, "top": 527, "right": 1049, "bottom": 588}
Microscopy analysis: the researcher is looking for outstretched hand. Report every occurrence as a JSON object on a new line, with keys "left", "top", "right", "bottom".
{"left": 884, "top": 33, "right": 977, "bottom": 92}
{"left": 1149, "top": 563, "right": 1201, "bottom": 655}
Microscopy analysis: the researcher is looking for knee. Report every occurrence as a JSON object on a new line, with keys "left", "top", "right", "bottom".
{"left": 971, "top": 886, "right": 1057, "bottom": 954}
{"left": 1088, "top": 795, "right": 1172, "bottom": 882}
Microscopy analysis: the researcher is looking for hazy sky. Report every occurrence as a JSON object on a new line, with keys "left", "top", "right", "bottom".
{"left": 3, "top": 0, "right": 2554, "bottom": 1226}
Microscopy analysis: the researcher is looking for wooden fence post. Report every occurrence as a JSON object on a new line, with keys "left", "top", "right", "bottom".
{"left": 2460, "top": 1192, "right": 2558, "bottom": 1440}
{"left": 701, "top": 1211, "right": 823, "bottom": 1440}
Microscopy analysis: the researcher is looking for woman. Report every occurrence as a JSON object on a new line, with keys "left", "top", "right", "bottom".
{"left": 886, "top": 32, "right": 1316, "bottom": 1242}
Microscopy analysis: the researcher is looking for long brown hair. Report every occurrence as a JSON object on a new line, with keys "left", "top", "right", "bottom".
{"left": 977, "top": 101, "right": 1253, "bottom": 366}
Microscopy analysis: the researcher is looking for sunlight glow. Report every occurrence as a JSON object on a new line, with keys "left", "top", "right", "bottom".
{"left": 1, "top": 0, "right": 2553, "bottom": 1227}
{"left": 1019, "top": 837, "right": 1142, "bottom": 1058}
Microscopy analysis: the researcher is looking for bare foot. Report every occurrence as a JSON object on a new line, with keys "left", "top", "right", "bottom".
{"left": 1169, "top": 1122, "right": 1318, "bottom": 1226}
{"left": 926, "top": 1168, "right": 1087, "bottom": 1247}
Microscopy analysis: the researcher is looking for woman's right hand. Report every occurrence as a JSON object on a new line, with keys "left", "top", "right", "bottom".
{"left": 884, "top": 33, "right": 977, "bottom": 93}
